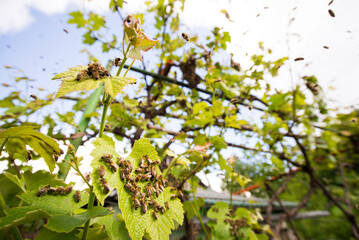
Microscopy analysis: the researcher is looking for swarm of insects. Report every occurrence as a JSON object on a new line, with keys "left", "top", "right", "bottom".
{"left": 117, "top": 155, "right": 169, "bottom": 218}
{"left": 37, "top": 185, "right": 73, "bottom": 197}
{"left": 76, "top": 62, "right": 111, "bottom": 81}
{"left": 224, "top": 217, "right": 249, "bottom": 237}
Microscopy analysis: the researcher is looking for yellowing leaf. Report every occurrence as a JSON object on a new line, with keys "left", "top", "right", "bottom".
{"left": 52, "top": 66, "right": 136, "bottom": 99}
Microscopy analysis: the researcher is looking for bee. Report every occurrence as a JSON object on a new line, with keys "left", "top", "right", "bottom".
{"left": 159, "top": 205, "right": 165, "bottom": 214}
{"left": 98, "top": 165, "right": 106, "bottom": 178}
{"left": 177, "top": 190, "right": 184, "bottom": 198}
{"left": 153, "top": 211, "right": 158, "bottom": 220}
{"left": 65, "top": 185, "right": 73, "bottom": 194}
{"left": 76, "top": 70, "right": 88, "bottom": 81}
{"left": 125, "top": 182, "right": 136, "bottom": 193}
{"left": 135, "top": 174, "right": 143, "bottom": 182}
{"left": 100, "top": 178, "right": 111, "bottom": 194}
{"left": 104, "top": 124, "right": 111, "bottom": 131}
{"left": 88, "top": 62, "right": 101, "bottom": 80}
{"left": 135, "top": 168, "right": 145, "bottom": 174}
{"left": 181, "top": 32, "right": 190, "bottom": 41}
{"left": 328, "top": 9, "right": 335, "bottom": 17}
{"left": 154, "top": 160, "right": 160, "bottom": 165}
{"left": 47, "top": 187, "right": 58, "bottom": 195}
{"left": 132, "top": 195, "right": 141, "bottom": 210}
{"left": 164, "top": 201, "right": 170, "bottom": 210}
{"left": 145, "top": 183, "right": 154, "bottom": 196}
{"left": 158, "top": 175, "right": 167, "bottom": 186}
{"left": 151, "top": 166, "right": 157, "bottom": 179}
{"left": 114, "top": 57, "right": 122, "bottom": 67}
{"left": 139, "top": 156, "right": 148, "bottom": 168}
{"left": 37, "top": 185, "right": 50, "bottom": 197}
{"left": 147, "top": 157, "right": 153, "bottom": 165}
{"left": 123, "top": 161, "right": 133, "bottom": 173}
{"left": 101, "top": 153, "right": 113, "bottom": 162}
{"left": 120, "top": 170, "right": 126, "bottom": 180}
{"left": 30, "top": 94, "right": 38, "bottom": 100}
{"left": 109, "top": 162, "right": 119, "bottom": 172}
{"left": 143, "top": 172, "right": 152, "bottom": 181}
{"left": 170, "top": 194, "right": 177, "bottom": 199}
{"left": 140, "top": 197, "right": 148, "bottom": 214}
{"left": 133, "top": 187, "right": 141, "bottom": 197}
{"left": 74, "top": 191, "right": 81, "bottom": 203}
{"left": 154, "top": 181, "right": 160, "bottom": 194}
{"left": 101, "top": 68, "right": 111, "bottom": 77}
{"left": 159, "top": 184, "right": 165, "bottom": 193}
{"left": 117, "top": 157, "right": 125, "bottom": 167}
{"left": 248, "top": 105, "right": 253, "bottom": 111}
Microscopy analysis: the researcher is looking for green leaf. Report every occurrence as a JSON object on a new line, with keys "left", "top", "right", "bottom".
{"left": 0, "top": 126, "right": 60, "bottom": 172}
{"left": 36, "top": 228, "right": 80, "bottom": 240}
{"left": 52, "top": 66, "right": 100, "bottom": 98}
{"left": 3, "top": 173, "right": 25, "bottom": 192}
{"left": 90, "top": 137, "right": 183, "bottom": 240}
{"left": 45, "top": 206, "right": 111, "bottom": 233}
{"left": 207, "top": 202, "right": 232, "bottom": 240}
{"left": 83, "top": 31, "right": 97, "bottom": 45}
{"left": 96, "top": 214, "right": 131, "bottom": 240}
{"left": 52, "top": 66, "right": 136, "bottom": 99}
{"left": 19, "top": 190, "right": 89, "bottom": 215}
{"left": 0, "top": 206, "right": 50, "bottom": 230}
{"left": 68, "top": 11, "right": 87, "bottom": 28}
{"left": 23, "top": 170, "right": 67, "bottom": 191}
{"left": 102, "top": 76, "right": 136, "bottom": 99}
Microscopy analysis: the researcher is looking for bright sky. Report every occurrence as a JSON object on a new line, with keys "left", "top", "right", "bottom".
{"left": 1, "top": 0, "right": 359, "bottom": 192}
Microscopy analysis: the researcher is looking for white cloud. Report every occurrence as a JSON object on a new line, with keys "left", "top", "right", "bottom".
{"left": 0, "top": 0, "right": 112, "bottom": 34}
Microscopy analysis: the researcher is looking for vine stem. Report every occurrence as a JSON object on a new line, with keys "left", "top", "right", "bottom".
{"left": 191, "top": 177, "right": 211, "bottom": 240}
{"left": 0, "top": 138, "right": 8, "bottom": 155}
{"left": 229, "top": 158, "right": 236, "bottom": 210}
{"left": 99, "top": 42, "right": 132, "bottom": 138}
{"left": 82, "top": 186, "right": 95, "bottom": 240}
{"left": 163, "top": 152, "right": 186, "bottom": 177}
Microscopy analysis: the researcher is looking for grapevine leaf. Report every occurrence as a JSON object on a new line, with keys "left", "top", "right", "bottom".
{"left": 52, "top": 66, "right": 136, "bottom": 99}
{"left": 0, "top": 206, "right": 50, "bottom": 230}
{"left": 145, "top": 187, "right": 184, "bottom": 240}
{"left": 19, "top": 190, "right": 89, "bottom": 214}
{"left": 3, "top": 173, "right": 25, "bottom": 192}
{"left": 96, "top": 214, "right": 131, "bottom": 240}
{"left": 90, "top": 137, "right": 183, "bottom": 240}
{"left": 45, "top": 206, "right": 111, "bottom": 233}
{"left": 0, "top": 126, "right": 60, "bottom": 172}
{"left": 102, "top": 76, "right": 136, "bottom": 99}
{"left": 23, "top": 170, "right": 67, "bottom": 191}
{"left": 207, "top": 202, "right": 232, "bottom": 240}
{"left": 127, "top": 34, "right": 159, "bottom": 61}
{"left": 52, "top": 66, "right": 100, "bottom": 98}
{"left": 90, "top": 135, "right": 121, "bottom": 205}
{"left": 36, "top": 228, "right": 80, "bottom": 240}
{"left": 68, "top": 11, "right": 87, "bottom": 28}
